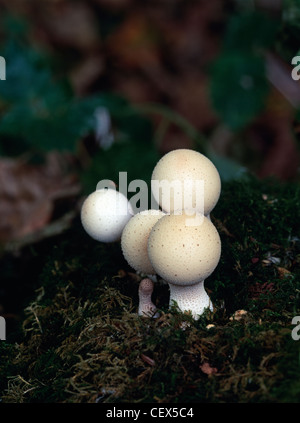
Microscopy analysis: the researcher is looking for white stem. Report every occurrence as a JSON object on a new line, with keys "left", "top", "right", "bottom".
{"left": 169, "top": 281, "right": 213, "bottom": 320}
{"left": 138, "top": 278, "right": 159, "bottom": 318}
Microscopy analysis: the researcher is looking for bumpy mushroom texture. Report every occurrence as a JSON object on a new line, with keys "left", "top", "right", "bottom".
{"left": 148, "top": 213, "right": 221, "bottom": 319}
{"left": 138, "top": 278, "right": 159, "bottom": 317}
{"left": 169, "top": 282, "right": 213, "bottom": 320}
{"left": 151, "top": 149, "right": 221, "bottom": 216}
{"left": 81, "top": 188, "right": 133, "bottom": 243}
{"left": 121, "top": 209, "right": 165, "bottom": 275}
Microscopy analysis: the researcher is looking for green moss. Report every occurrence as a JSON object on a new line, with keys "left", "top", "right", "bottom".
{"left": 0, "top": 176, "right": 300, "bottom": 403}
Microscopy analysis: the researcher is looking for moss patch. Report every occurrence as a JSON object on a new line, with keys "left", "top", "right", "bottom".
{"left": 1, "top": 176, "right": 300, "bottom": 403}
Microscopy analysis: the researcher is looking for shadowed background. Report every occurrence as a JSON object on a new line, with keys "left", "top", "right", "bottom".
{"left": 0, "top": 0, "right": 300, "bottom": 404}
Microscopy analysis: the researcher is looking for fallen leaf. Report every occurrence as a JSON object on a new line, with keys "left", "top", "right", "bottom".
{"left": 277, "top": 267, "right": 292, "bottom": 279}
{"left": 106, "top": 13, "right": 160, "bottom": 69}
{"left": 40, "top": 2, "right": 100, "bottom": 51}
{"left": 200, "top": 362, "right": 217, "bottom": 376}
{"left": 206, "top": 324, "right": 215, "bottom": 330}
{"left": 0, "top": 152, "right": 80, "bottom": 243}
{"left": 229, "top": 309, "right": 248, "bottom": 321}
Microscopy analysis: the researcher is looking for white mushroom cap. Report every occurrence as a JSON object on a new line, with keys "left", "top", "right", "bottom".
{"left": 81, "top": 188, "right": 133, "bottom": 243}
{"left": 147, "top": 213, "right": 221, "bottom": 285}
{"left": 121, "top": 209, "right": 165, "bottom": 275}
{"left": 151, "top": 149, "right": 221, "bottom": 216}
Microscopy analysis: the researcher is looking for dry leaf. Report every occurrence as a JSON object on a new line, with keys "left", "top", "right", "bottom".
{"left": 0, "top": 153, "right": 80, "bottom": 243}
{"left": 277, "top": 267, "right": 292, "bottom": 279}
{"left": 106, "top": 13, "right": 160, "bottom": 69}
{"left": 41, "top": 2, "right": 100, "bottom": 50}
{"left": 229, "top": 309, "right": 248, "bottom": 321}
{"left": 206, "top": 324, "right": 215, "bottom": 330}
{"left": 200, "top": 362, "right": 217, "bottom": 376}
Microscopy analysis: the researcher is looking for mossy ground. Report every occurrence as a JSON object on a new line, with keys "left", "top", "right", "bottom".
{"left": 0, "top": 176, "right": 300, "bottom": 403}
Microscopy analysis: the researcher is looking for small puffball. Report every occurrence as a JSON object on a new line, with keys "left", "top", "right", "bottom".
{"left": 121, "top": 209, "right": 165, "bottom": 275}
{"left": 138, "top": 278, "right": 158, "bottom": 317}
{"left": 139, "top": 277, "right": 154, "bottom": 297}
{"left": 81, "top": 188, "right": 133, "bottom": 242}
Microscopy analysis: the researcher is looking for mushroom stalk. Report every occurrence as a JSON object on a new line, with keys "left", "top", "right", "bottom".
{"left": 138, "top": 278, "right": 159, "bottom": 318}
{"left": 168, "top": 281, "right": 213, "bottom": 320}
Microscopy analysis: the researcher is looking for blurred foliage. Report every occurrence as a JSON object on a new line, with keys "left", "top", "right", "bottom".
{"left": 0, "top": 15, "right": 161, "bottom": 195}
{"left": 280, "top": 0, "right": 300, "bottom": 60}
{"left": 0, "top": 17, "right": 246, "bottom": 190}
{"left": 0, "top": 3, "right": 299, "bottom": 186}
{"left": 210, "top": 11, "right": 277, "bottom": 130}
{"left": 0, "top": 35, "right": 154, "bottom": 157}
{"left": 0, "top": 38, "right": 79, "bottom": 153}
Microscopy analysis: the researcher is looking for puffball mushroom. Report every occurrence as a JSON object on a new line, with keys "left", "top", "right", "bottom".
{"left": 81, "top": 188, "right": 133, "bottom": 243}
{"left": 138, "top": 278, "right": 158, "bottom": 317}
{"left": 121, "top": 209, "right": 165, "bottom": 275}
{"left": 151, "top": 149, "right": 221, "bottom": 217}
{"left": 148, "top": 213, "right": 221, "bottom": 319}
{"left": 121, "top": 209, "right": 165, "bottom": 317}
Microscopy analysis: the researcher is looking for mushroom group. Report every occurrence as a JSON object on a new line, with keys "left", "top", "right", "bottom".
{"left": 121, "top": 209, "right": 165, "bottom": 317}
{"left": 148, "top": 149, "right": 221, "bottom": 319}
{"left": 81, "top": 148, "right": 221, "bottom": 320}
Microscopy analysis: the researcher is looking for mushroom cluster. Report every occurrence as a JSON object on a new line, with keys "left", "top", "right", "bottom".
{"left": 81, "top": 148, "right": 221, "bottom": 320}
{"left": 148, "top": 149, "right": 221, "bottom": 319}
{"left": 121, "top": 209, "right": 165, "bottom": 317}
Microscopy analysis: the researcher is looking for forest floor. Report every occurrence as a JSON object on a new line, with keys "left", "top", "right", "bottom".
{"left": 1, "top": 176, "right": 299, "bottom": 403}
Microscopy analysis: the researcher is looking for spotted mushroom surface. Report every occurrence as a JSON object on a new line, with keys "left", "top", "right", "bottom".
{"left": 148, "top": 213, "right": 221, "bottom": 285}
{"left": 168, "top": 282, "right": 213, "bottom": 319}
{"left": 151, "top": 149, "right": 221, "bottom": 216}
{"left": 121, "top": 209, "right": 165, "bottom": 275}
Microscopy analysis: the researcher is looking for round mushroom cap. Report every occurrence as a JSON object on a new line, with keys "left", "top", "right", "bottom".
{"left": 148, "top": 213, "right": 221, "bottom": 285}
{"left": 151, "top": 149, "right": 221, "bottom": 216}
{"left": 121, "top": 209, "right": 165, "bottom": 275}
{"left": 81, "top": 188, "right": 133, "bottom": 242}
